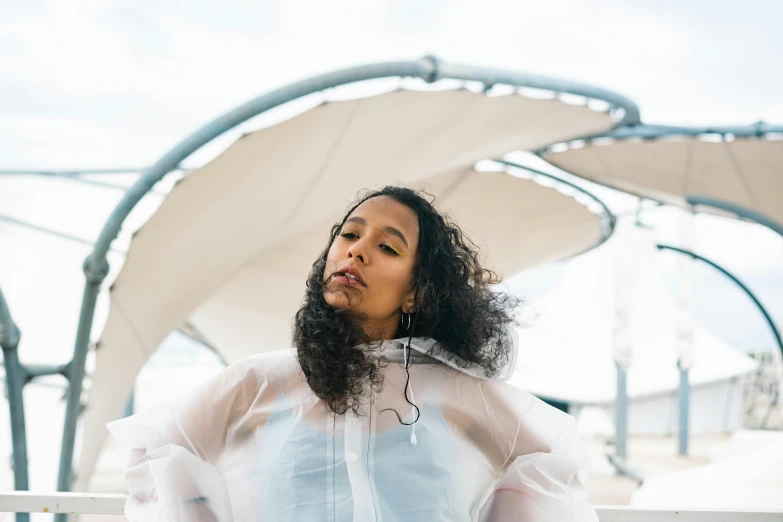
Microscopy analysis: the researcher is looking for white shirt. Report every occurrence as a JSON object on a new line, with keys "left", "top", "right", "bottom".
{"left": 108, "top": 334, "right": 597, "bottom": 521}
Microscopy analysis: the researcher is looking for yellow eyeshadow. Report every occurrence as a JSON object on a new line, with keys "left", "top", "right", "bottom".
{"left": 340, "top": 228, "right": 403, "bottom": 256}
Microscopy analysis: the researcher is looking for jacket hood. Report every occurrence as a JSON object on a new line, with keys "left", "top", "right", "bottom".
{"left": 365, "top": 325, "right": 518, "bottom": 381}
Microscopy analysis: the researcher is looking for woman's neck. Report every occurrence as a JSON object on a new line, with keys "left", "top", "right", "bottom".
{"left": 363, "top": 324, "right": 399, "bottom": 342}
{"left": 356, "top": 316, "right": 400, "bottom": 343}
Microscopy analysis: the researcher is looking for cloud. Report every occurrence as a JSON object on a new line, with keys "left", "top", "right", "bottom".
{"left": 0, "top": 0, "right": 781, "bottom": 170}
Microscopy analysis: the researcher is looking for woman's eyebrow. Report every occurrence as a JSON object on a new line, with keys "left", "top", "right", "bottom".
{"left": 346, "top": 216, "right": 409, "bottom": 247}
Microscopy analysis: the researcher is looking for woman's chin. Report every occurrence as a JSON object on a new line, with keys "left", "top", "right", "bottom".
{"left": 323, "top": 290, "right": 355, "bottom": 311}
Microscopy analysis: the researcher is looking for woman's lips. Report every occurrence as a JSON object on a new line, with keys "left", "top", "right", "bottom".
{"left": 333, "top": 274, "right": 364, "bottom": 287}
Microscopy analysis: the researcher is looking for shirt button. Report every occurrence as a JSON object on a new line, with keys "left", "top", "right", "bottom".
{"left": 347, "top": 452, "right": 359, "bottom": 462}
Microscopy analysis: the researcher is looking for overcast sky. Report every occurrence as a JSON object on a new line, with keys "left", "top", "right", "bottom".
{"left": 2, "top": 0, "right": 782, "bottom": 169}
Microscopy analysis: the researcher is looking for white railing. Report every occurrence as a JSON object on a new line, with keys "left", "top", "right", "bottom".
{"left": 0, "top": 493, "right": 782, "bottom": 521}
{"left": 597, "top": 506, "right": 783, "bottom": 521}
{"left": 0, "top": 492, "right": 126, "bottom": 515}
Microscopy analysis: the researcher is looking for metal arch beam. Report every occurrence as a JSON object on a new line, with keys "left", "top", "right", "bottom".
{"left": 0, "top": 169, "right": 175, "bottom": 194}
{"left": 494, "top": 160, "right": 617, "bottom": 250}
{"left": 656, "top": 244, "right": 783, "bottom": 358}
{"left": 50, "top": 56, "right": 640, "bottom": 498}
{"left": 541, "top": 121, "right": 783, "bottom": 145}
{"left": 0, "top": 213, "right": 127, "bottom": 254}
{"left": 685, "top": 196, "right": 783, "bottom": 239}
{"left": 0, "top": 171, "right": 138, "bottom": 192}
{"left": 0, "top": 168, "right": 149, "bottom": 176}
{"left": 596, "top": 122, "right": 783, "bottom": 140}
{"left": 0, "top": 213, "right": 93, "bottom": 245}
{"left": 435, "top": 60, "right": 641, "bottom": 126}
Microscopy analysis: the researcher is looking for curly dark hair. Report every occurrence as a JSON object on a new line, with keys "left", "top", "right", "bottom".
{"left": 293, "top": 186, "right": 519, "bottom": 416}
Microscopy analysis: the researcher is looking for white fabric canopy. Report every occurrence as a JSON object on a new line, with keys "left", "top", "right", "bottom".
{"left": 76, "top": 87, "right": 617, "bottom": 488}
{"left": 508, "top": 222, "right": 758, "bottom": 405}
{"left": 546, "top": 136, "right": 783, "bottom": 228}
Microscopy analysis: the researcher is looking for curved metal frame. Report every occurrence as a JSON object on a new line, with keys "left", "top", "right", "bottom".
{"left": 494, "top": 160, "right": 617, "bottom": 250}
{"left": 685, "top": 196, "right": 783, "bottom": 238}
{"left": 0, "top": 213, "right": 126, "bottom": 254}
{"left": 657, "top": 243, "right": 783, "bottom": 458}
{"left": 0, "top": 55, "right": 635, "bottom": 503}
{"left": 550, "top": 121, "right": 783, "bottom": 142}
{"left": 0, "top": 168, "right": 183, "bottom": 193}
{"left": 0, "top": 168, "right": 148, "bottom": 176}
{"left": 656, "top": 244, "right": 783, "bottom": 357}
{"left": 539, "top": 122, "right": 783, "bottom": 238}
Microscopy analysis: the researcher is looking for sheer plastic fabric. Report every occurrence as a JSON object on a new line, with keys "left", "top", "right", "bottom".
{"left": 107, "top": 336, "right": 597, "bottom": 521}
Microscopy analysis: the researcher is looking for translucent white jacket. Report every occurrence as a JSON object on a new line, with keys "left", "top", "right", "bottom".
{"left": 107, "top": 331, "right": 597, "bottom": 521}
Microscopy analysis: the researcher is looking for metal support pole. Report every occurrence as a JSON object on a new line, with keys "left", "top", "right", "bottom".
{"left": 611, "top": 222, "right": 647, "bottom": 464}
{"left": 615, "top": 363, "right": 628, "bottom": 460}
{"left": 1, "top": 288, "right": 30, "bottom": 522}
{"left": 2, "top": 351, "right": 30, "bottom": 522}
{"left": 56, "top": 258, "right": 108, "bottom": 501}
{"left": 675, "top": 211, "right": 695, "bottom": 456}
{"left": 2, "top": 351, "right": 28, "bottom": 490}
{"left": 678, "top": 366, "right": 690, "bottom": 455}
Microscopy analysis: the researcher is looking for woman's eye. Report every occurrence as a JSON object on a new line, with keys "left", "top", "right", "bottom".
{"left": 340, "top": 231, "right": 399, "bottom": 256}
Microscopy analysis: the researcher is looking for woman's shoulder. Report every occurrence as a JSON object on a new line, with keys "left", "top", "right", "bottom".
{"left": 472, "top": 378, "right": 578, "bottom": 435}
{"left": 232, "top": 348, "right": 298, "bottom": 368}
{"left": 223, "top": 348, "right": 303, "bottom": 388}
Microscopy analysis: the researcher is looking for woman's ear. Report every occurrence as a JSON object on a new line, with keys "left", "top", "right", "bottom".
{"left": 402, "top": 292, "right": 416, "bottom": 314}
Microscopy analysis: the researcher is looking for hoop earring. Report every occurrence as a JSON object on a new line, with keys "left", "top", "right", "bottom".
{"left": 401, "top": 311, "right": 411, "bottom": 330}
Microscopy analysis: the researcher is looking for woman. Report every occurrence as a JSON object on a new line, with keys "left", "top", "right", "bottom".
{"left": 108, "top": 186, "right": 597, "bottom": 521}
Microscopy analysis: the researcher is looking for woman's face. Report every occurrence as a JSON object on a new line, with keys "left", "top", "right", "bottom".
{"left": 323, "top": 196, "right": 420, "bottom": 337}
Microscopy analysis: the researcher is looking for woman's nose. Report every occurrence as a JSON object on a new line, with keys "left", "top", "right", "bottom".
{"left": 347, "top": 239, "right": 368, "bottom": 264}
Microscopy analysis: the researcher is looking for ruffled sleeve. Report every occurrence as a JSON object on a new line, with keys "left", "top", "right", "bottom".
{"left": 479, "top": 393, "right": 598, "bottom": 522}
{"left": 106, "top": 356, "right": 263, "bottom": 522}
